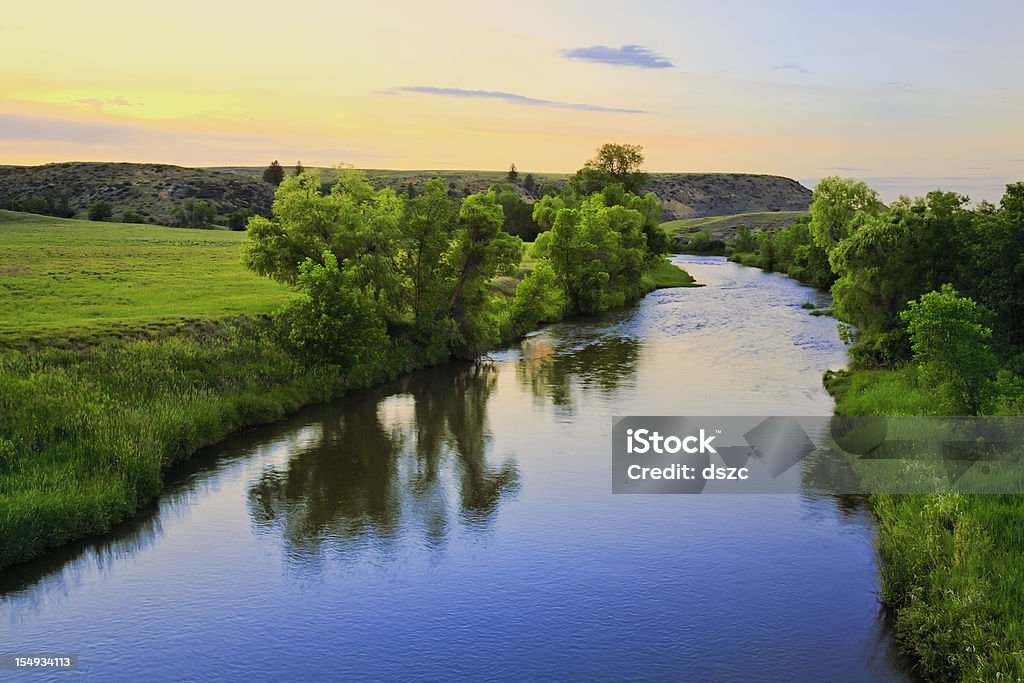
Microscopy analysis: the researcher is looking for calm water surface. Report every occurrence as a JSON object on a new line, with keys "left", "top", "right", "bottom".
{"left": 1, "top": 256, "right": 911, "bottom": 681}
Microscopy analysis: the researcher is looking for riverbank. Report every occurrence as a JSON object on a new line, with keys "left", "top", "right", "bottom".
{"left": 725, "top": 237, "right": 1024, "bottom": 678}
{"left": 827, "top": 368, "right": 1024, "bottom": 681}
{"left": 0, "top": 211, "right": 697, "bottom": 570}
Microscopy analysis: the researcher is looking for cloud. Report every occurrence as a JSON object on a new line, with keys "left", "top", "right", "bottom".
{"left": 561, "top": 44, "right": 673, "bottom": 69}
{"left": 879, "top": 80, "right": 913, "bottom": 89}
{"left": 74, "top": 96, "right": 133, "bottom": 107}
{"left": 771, "top": 63, "right": 814, "bottom": 75}
{"left": 825, "top": 166, "right": 873, "bottom": 172}
{"left": 387, "top": 86, "right": 646, "bottom": 114}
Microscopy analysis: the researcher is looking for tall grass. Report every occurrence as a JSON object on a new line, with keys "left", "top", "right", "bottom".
{"left": 0, "top": 318, "right": 413, "bottom": 570}
{"left": 829, "top": 367, "right": 1024, "bottom": 680}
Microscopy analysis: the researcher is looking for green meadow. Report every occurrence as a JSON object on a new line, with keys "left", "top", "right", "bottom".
{"left": 0, "top": 210, "right": 290, "bottom": 345}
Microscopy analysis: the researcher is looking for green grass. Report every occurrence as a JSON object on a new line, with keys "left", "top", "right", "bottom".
{"left": 828, "top": 366, "right": 1024, "bottom": 680}
{"left": 645, "top": 258, "right": 700, "bottom": 288}
{"left": 0, "top": 211, "right": 290, "bottom": 345}
{"left": 662, "top": 210, "right": 809, "bottom": 237}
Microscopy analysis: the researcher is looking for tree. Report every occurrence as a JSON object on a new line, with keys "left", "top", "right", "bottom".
{"left": 571, "top": 143, "right": 648, "bottom": 195}
{"left": 494, "top": 185, "right": 541, "bottom": 240}
{"left": 900, "top": 285, "right": 996, "bottom": 414}
{"left": 87, "top": 200, "right": 113, "bottom": 221}
{"left": 281, "top": 251, "right": 389, "bottom": 368}
{"left": 174, "top": 198, "right": 215, "bottom": 229}
{"left": 446, "top": 191, "right": 523, "bottom": 352}
{"left": 243, "top": 170, "right": 405, "bottom": 322}
{"left": 523, "top": 173, "right": 537, "bottom": 195}
{"left": 263, "top": 160, "right": 285, "bottom": 186}
{"left": 510, "top": 260, "right": 566, "bottom": 334}
{"left": 228, "top": 208, "right": 252, "bottom": 231}
{"left": 400, "top": 177, "right": 457, "bottom": 335}
{"left": 294, "top": 161, "right": 305, "bottom": 176}
{"left": 809, "top": 176, "right": 882, "bottom": 251}
{"left": 507, "top": 163, "right": 518, "bottom": 183}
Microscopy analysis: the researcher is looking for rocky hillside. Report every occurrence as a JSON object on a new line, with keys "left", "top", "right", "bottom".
{"left": 0, "top": 163, "right": 811, "bottom": 226}
{"left": 0, "top": 162, "right": 274, "bottom": 225}
{"left": 646, "top": 173, "right": 811, "bottom": 220}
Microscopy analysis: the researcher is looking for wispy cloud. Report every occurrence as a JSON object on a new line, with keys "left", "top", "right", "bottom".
{"left": 386, "top": 86, "right": 646, "bottom": 114}
{"left": 771, "top": 63, "right": 813, "bottom": 75}
{"left": 879, "top": 80, "right": 913, "bottom": 89}
{"left": 74, "top": 96, "right": 132, "bottom": 107}
{"left": 561, "top": 44, "right": 673, "bottom": 69}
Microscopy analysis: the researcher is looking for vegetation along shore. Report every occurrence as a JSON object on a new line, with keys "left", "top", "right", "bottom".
{"left": 0, "top": 144, "right": 696, "bottom": 571}
{"left": 724, "top": 177, "right": 1024, "bottom": 680}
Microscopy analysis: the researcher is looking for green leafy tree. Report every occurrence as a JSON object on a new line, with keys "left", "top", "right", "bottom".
{"left": 400, "top": 177, "right": 457, "bottom": 335}
{"left": 523, "top": 173, "right": 537, "bottom": 195}
{"left": 87, "top": 200, "right": 113, "bottom": 221}
{"left": 571, "top": 143, "right": 648, "bottom": 195}
{"left": 244, "top": 170, "right": 405, "bottom": 322}
{"left": 510, "top": 260, "right": 566, "bottom": 333}
{"left": 228, "top": 208, "right": 252, "bottom": 231}
{"left": 494, "top": 185, "right": 541, "bottom": 240}
{"left": 294, "top": 161, "right": 305, "bottom": 176}
{"left": 900, "top": 285, "right": 996, "bottom": 414}
{"left": 281, "top": 251, "right": 389, "bottom": 368}
{"left": 263, "top": 160, "right": 285, "bottom": 186}
{"left": 174, "top": 198, "right": 215, "bottom": 229}
{"left": 809, "top": 176, "right": 882, "bottom": 251}
{"left": 446, "top": 191, "right": 523, "bottom": 353}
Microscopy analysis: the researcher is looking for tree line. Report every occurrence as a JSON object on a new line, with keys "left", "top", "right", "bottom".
{"left": 728, "top": 177, "right": 1024, "bottom": 414}
{"left": 243, "top": 144, "right": 670, "bottom": 370}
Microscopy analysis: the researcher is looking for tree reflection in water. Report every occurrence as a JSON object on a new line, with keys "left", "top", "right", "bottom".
{"left": 247, "top": 362, "right": 519, "bottom": 561}
{"left": 515, "top": 330, "right": 641, "bottom": 413}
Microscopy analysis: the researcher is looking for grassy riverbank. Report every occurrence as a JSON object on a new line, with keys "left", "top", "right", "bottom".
{"left": 0, "top": 212, "right": 697, "bottom": 570}
{"left": 827, "top": 368, "right": 1024, "bottom": 680}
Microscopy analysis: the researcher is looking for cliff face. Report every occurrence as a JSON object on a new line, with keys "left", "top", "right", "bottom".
{"left": 0, "top": 163, "right": 811, "bottom": 226}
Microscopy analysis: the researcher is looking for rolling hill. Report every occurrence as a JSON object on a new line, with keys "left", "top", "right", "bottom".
{"left": 0, "top": 162, "right": 811, "bottom": 226}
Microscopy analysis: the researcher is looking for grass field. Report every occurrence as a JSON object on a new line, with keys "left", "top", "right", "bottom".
{"left": 0, "top": 210, "right": 290, "bottom": 345}
{"left": 662, "top": 210, "right": 809, "bottom": 239}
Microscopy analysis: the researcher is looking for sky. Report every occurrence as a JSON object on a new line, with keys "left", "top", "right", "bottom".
{"left": 2, "top": 0, "right": 1023, "bottom": 201}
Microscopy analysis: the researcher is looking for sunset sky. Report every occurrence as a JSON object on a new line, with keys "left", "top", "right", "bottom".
{"left": 3, "top": 0, "right": 1023, "bottom": 200}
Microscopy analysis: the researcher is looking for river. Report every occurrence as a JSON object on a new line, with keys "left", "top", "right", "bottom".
{"left": 0, "top": 256, "right": 911, "bottom": 681}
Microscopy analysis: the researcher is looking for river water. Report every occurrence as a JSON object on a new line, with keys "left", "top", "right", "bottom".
{"left": 0, "top": 256, "right": 911, "bottom": 681}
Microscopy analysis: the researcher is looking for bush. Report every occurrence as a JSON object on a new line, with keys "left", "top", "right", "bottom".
{"left": 88, "top": 200, "right": 113, "bottom": 221}
{"left": 280, "top": 251, "right": 389, "bottom": 368}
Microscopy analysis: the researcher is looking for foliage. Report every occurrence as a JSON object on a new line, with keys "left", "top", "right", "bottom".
{"left": 570, "top": 143, "right": 648, "bottom": 195}
{"left": 280, "top": 252, "right": 389, "bottom": 368}
{"left": 493, "top": 184, "right": 542, "bottom": 240}
{"left": 523, "top": 173, "right": 536, "bottom": 194}
{"left": 228, "top": 208, "right": 252, "bottom": 231}
{"left": 509, "top": 260, "right": 566, "bottom": 333}
{"left": 294, "top": 160, "right": 305, "bottom": 176}
{"left": 506, "top": 163, "right": 518, "bottom": 183}
{"left": 263, "top": 160, "right": 285, "bottom": 186}
{"left": 87, "top": 200, "right": 113, "bottom": 221}
{"left": 899, "top": 285, "right": 996, "bottom": 414}
{"left": 174, "top": 198, "right": 215, "bottom": 229}
{"left": 808, "top": 176, "right": 881, "bottom": 250}
{"left": 121, "top": 210, "right": 147, "bottom": 224}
